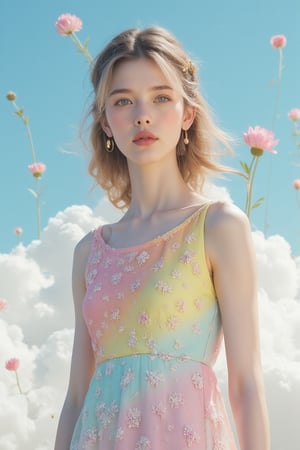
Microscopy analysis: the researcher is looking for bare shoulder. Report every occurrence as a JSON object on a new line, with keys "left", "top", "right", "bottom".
{"left": 73, "top": 231, "right": 94, "bottom": 277}
{"left": 205, "top": 202, "right": 253, "bottom": 263}
{"left": 206, "top": 201, "right": 250, "bottom": 235}
{"left": 70, "top": 231, "right": 95, "bottom": 308}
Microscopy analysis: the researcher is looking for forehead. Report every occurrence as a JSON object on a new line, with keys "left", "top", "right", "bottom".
{"left": 109, "top": 57, "right": 175, "bottom": 90}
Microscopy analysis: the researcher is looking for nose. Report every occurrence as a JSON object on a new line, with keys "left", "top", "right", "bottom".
{"left": 134, "top": 103, "right": 151, "bottom": 126}
{"left": 135, "top": 118, "right": 150, "bottom": 126}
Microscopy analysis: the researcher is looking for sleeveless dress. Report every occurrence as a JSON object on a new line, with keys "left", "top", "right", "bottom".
{"left": 70, "top": 203, "right": 237, "bottom": 450}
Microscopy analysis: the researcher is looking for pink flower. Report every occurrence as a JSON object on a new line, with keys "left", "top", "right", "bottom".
{"left": 270, "top": 34, "right": 287, "bottom": 49}
{"left": 14, "top": 227, "right": 23, "bottom": 235}
{"left": 28, "top": 162, "right": 46, "bottom": 178}
{"left": 293, "top": 179, "right": 300, "bottom": 190}
{"left": 55, "top": 13, "right": 82, "bottom": 36}
{"left": 288, "top": 108, "right": 300, "bottom": 122}
{"left": 0, "top": 299, "right": 8, "bottom": 311}
{"left": 5, "top": 358, "right": 20, "bottom": 371}
{"left": 243, "top": 126, "right": 279, "bottom": 155}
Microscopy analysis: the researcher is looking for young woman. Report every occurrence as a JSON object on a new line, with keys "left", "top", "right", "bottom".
{"left": 55, "top": 27, "right": 270, "bottom": 450}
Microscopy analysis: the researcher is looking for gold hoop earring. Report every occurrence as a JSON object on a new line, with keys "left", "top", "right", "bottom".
{"left": 183, "top": 129, "right": 189, "bottom": 145}
{"left": 106, "top": 137, "right": 115, "bottom": 152}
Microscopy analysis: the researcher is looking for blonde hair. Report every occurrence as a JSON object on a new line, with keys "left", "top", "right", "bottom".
{"left": 88, "top": 26, "right": 234, "bottom": 209}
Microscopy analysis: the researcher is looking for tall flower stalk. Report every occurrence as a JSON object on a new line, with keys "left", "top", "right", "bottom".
{"left": 242, "top": 150, "right": 264, "bottom": 218}
{"left": 270, "top": 34, "right": 287, "bottom": 128}
{"left": 6, "top": 92, "right": 46, "bottom": 239}
{"left": 14, "top": 227, "right": 23, "bottom": 244}
{"left": 288, "top": 108, "right": 300, "bottom": 158}
{"left": 264, "top": 34, "right": 287, "bottom": 234}
{"left": 242, "top": 126, "right": 279, "bottom": 220}
{"left": 55, "top": 13, "right": 93, "bottom": 64}
{"left": 28, "top": 163, "right": 46, "bottom": 239}
{"left": 6, "top": 92, "right": 37, "bottom": 163}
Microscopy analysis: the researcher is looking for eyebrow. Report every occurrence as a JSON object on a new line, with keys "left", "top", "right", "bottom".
{"left": 109, "top": 85, "right": 173, "bottom": 97}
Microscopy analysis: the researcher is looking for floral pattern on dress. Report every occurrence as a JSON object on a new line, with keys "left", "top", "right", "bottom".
{"left": 136, "top": 251, "right": 150, "bottom": 265}
{"left": 183, "top": 425, "right": 201, "bottom": 447}
{"left": 168, "top": 391, "right": 184, "bottom": 408}
{"left": 145, "top": 370, "right": 164, "bottom": 387}
{"left": 155, "top": 280, "right": 172, "bottom": 294}
{"left": 135, "top": 436, "right": 151, "bottom": 450}
{"left": 151, "top": 401, "right": 166, "bottom": 418}
{"left": 127, "top": 407, "right": 142, "bottom": 429}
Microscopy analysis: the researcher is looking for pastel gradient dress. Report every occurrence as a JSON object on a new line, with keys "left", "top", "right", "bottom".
{"left": 70, "top": 203, "right": 237, "bottom": 450}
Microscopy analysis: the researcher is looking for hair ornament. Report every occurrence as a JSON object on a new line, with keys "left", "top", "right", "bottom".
{"left": 182, "top": 60, "right": 196, "bottom": 78}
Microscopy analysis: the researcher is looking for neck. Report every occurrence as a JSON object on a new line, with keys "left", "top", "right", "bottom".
{"left": 126, "top": 157, "right": 195, "bottom": 218}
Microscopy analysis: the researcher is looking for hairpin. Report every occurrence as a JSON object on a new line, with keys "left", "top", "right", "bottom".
{"left": 182, "top": 60, "right": 196, "bottom": 78}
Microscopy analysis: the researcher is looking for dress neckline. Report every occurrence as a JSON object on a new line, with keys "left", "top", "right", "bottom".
{"left": 95, "top": 201, "right": 212, "bottom": 253}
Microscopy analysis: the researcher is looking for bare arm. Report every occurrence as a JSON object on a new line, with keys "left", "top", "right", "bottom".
{"left": 54, "top": 234, "right": 95, "bottom": 450}
{"left": 206, "top": 202, "right": 270, "bottom": 450}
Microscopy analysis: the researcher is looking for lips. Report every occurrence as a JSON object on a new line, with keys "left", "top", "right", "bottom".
{"left": 132, "top": 131, "right": 158, "bottom": 145}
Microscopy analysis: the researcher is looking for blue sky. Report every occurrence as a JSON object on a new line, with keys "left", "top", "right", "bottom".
{"left": 1, "top": 0, "right": 300, "bottom": 254}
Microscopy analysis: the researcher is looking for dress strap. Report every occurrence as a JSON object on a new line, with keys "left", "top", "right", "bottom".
{"left": 84, "top": 226, "right": 104, "bottom": 280}
{"left": 190, "top": 200, "right": 215, "bottom": 286}
{"left": 196, "top": 201, "right": 214, "bottom": 229}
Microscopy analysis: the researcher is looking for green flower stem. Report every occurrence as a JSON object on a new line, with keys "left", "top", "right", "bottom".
{"left": 244, "top": 155, "right": 255, "bottom": 216}
{"left": 8, "top": 95, "right": 42, "bottom": 240}
{"left": 272, "top": 47, "right": 283, "bottom": 129}
{"left": 11, "top": 100, "right": 37, "bottom": 163}
{"left": 24, "top": 118, "right": 36, "bottom": 163}
{"left": 296, "top": 190, "right": 300, "bottom": 210}
{"left": 245, "top": 155, "right": 260, "bottom": 219}
{"left": 292, "top": 122, "right": 300, "bottom": 155}
{"left": 15, "top": 370, "right": 23, "bottom": 395}
{"left": 70, "top": 32, "right": 93, "bottom": 64}
{"left": 35, "top": 178, "right": 41, "bottom": 239}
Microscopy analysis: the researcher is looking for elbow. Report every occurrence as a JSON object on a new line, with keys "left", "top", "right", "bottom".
{"left": 228, "top": 371, "right": 266, "bottom": 411}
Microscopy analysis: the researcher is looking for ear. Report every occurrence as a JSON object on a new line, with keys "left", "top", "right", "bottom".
{"left": 182, "top": 105, "right": 196, "bottom": 131}
{"left": 100, "top": 115, "right": 113, "bottom": 137}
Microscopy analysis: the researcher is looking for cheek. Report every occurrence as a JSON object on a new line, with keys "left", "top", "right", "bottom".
{"left": 164, "top": 102, "right": 184, "bottom": 126}
{"left": 106, "top": 109, "right": 128, "bottom": 133}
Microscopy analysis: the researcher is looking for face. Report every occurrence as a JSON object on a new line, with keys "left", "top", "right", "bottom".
{"left": 102, "top": 58, "right": 194, "bottom": 166}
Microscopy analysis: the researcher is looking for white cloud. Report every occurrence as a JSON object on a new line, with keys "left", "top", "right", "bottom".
{"left": 254, "top": 231, "right": 299, "bottom": 301}
{"left": 0, "top": 195, "right": 299, "bottom": 449}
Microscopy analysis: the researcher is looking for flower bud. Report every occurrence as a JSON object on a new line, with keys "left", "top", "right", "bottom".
{"left": 0, "top": 298, "right": 8, "bottom": 311}
{"left": 270, "top": 35, "right": 287, "bottom": 49}
{"left": 5, "top": 358, "right": 20, "bottom": 371}
{"left": 288, "top": 108, "right": 300, "bottom": 122}
{"left": 28, "top": 162, "right": 47, "bottom": 178}
{"left": 293, "top": 179, "right": 300, "bottom": 190}
{"left": 6, "top": 91, "right": 16, "bottom": 101}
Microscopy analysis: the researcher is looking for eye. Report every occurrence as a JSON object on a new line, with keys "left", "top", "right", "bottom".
{"left": 154, "top": 95, "right": 170, "bottom": 103}
{"left": 115, "top": 98, "right": 132, "bottom": 106}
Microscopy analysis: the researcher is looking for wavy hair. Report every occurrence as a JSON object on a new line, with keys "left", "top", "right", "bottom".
{"left": 88, "top": 27, "right": 235, "bottom": 208}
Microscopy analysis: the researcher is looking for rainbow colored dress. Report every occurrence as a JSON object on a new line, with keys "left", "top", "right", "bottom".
{"left": 70, "top": 203, "right": 237, "bottom": 449}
